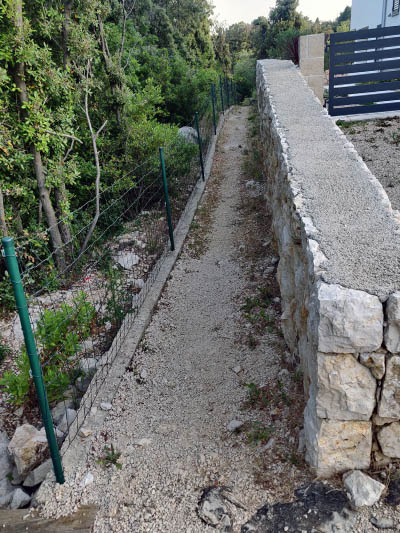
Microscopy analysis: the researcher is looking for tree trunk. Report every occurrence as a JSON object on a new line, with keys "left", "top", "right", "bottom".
{"left": 13, "top": 0, "right": 66, "bottom": 271}
{"left": 54, "top": 183, "right": 72, "bottom": 246}
{"left": 62, "top": 0, "right": 73, "bottom": 70}
{"left": 0, "top": 188, "right": 8, "bottom": 237}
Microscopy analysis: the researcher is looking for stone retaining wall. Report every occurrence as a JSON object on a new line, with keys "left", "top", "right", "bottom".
{"left": 257, "top": 59, "right": 400, "bottom": 477}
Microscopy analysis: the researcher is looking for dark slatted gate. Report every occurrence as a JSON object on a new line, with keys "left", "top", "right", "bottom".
{"left": 329, "top": 25, "right": 400, "bottom": 116}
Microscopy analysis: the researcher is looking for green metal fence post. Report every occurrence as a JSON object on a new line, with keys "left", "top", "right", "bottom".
{"left": 231, "top": 79, "right": 234, "bottom": 105}
{"left": 159, "top": 148, "right": 175, "bottom": 251}
{"left": 225, "top": 76, "right": 229, "bottom": 108}
{"left": 219, "top": 75, "right": 225, "bottom": 114}
{"left": 211, "top": 85, "right": 217, "bottom": 135}
{"left": 194, "top": 112, "right": 205, "bottom": 182}
{"left": 1, "top": 237, "right": 64, "bottom": 484}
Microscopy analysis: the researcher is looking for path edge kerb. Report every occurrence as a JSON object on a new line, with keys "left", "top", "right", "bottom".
{"left": 36, "top": 107, "right": 234, "bottom": 499}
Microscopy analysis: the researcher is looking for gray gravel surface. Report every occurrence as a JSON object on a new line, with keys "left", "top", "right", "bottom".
{"left": 38, "top": 107, "right": 301, "bottom": 532}
{"left": 343, "top": 116, "right": 400, "bottom": 212}
{"left": 260, "top": 60, "right": 400, "bottom": 300}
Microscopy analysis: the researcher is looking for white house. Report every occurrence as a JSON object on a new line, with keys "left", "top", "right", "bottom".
{"left": 351, "top": 0, "right": 400, "bottom": 30}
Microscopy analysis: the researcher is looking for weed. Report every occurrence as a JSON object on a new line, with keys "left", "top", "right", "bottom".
{"left": 246, "top": 422, "right": 274, "bottom": 445}
{"left": 293, "top": 369, "right": 303, "bottom": 384}
{"left": 0, "top": 337, "right": 11, "bottom": 366}
{"left": 97, "top": 444, "right": 122, "bottom": 470}
{"left": 244, "top": 383, "right": 269, "bottom": 408}
{"left": 287, "top": 453, "right": 300, "bottom": 466}
{"left": 277, "top": 380, "right": 291, "bottom": 406}
{"left": 248, "top": 334, "right": 258, "bottom": 349}
{"left": 392, "top": 130, "right": 400, "bottom": 145}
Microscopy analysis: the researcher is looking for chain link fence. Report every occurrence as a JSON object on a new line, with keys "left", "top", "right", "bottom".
{"left": 0, "top": 79, "right": 237, "bottom": 483}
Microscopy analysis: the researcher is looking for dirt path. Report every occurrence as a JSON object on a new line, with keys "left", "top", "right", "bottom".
{"left": 40, "top": 107, "right": 309, "bottom": 532}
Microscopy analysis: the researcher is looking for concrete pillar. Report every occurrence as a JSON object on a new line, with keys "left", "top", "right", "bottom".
{"left": 299, "top": 33, "right": 325, "bottom": 104}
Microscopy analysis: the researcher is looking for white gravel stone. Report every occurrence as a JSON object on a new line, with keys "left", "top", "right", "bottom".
{"left": 113, "top": 252, "right": 140, "bottom": 270}
{"left": 227, "top": 420, "right": 244, "bottom": 432}
{"left": 9, "top": 488, "right": 31, "bottom": 509}
{"left": 343, "top": 470, "right": 385, "bottom": 507}
{"left": 377, "top": 422, "right": 400, "bottom": 458}
{"left": 8, "top": 425, "right": 48, "bottom": 477}
{"left": 384, "top": 292, "right": 400, "bottom": 353}
{"left": 57, "top": 409, "right": 77, "bottom": 434}
{"left": 100, "top": 402, "right": 112, "bottom": 411}
{"left": 317, "top": 283, "right": 383, "bottom": 354}
{"left": 81, "top": 472, "right": 94, "bottom": 488}
{"left": 378, "top": 356, "right": 400, "bottom": 418}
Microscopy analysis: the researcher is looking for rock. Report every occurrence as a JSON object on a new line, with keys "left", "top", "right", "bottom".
{"left": 315, "top": 353, "right": 376, "bottom": 421}
{"left": 370, "top": 517, "right": 396, "bottom": 529}
{"left": 51, "top": 400, "right": 74, "bottom": 425}
{"left": 379, "top": 356, "right": 400, "bottom": 418}
{"left": 8, "top": 425, "right": 48, "bottom": 477}
{"left": 238, "top": 244, "right": 245, "bottom": 252}
{"left": 0, "top": 431, "right": 12, "bottom": 482}
{"left": 245, "top": 180, "right": 256, "bottom": 189}
{"left": 100, "top": 402, "right": 112, "bottom": 411}
{"left": 10, "top": 465, "right": 23, "bottom": 486}
{"left": 133, "top": 438, "right": 152, "bottom": 447}
{"left": 9, "top": 488, "right": 31, "bottom": 509}
{"left": 373, "top": 451, "right": 392, "bottom": 468}
{"left": 360, "top": 352, "right": 386, "bottom": 380}
{"left": 140, "top": 369, "right": 148, "bottom": 380}
{"left": 198, "top": 487, "right": 233, "bottom": 531}
{"left": 79, "top": 358, "right": 98, "bottom": 374}
{"left": 232, "top": 366, "right": 242, "bottom": 374}
{"left": 57, "top": 409, "right": 77, "bottom": 434}
{"left": 75, "top": 374, "right": 91, "bottom": 393}
{"left": 0, "top": 491, "right": 13, "bottom": 509}
{"left": 78, "top": 427, "right": 92, "bottom": 439}
{"left": 178, "top": 126, "right": 198, "bottom": 144}
{"left": 304, "top": 401, "right": 372, "bottom": 477}
{"left": 263, "top": 267, "right": 275, "bottom": 276}
{"left": 0, "top": 479, "right": 13, "bottom": 501}
{"left": 273, "top": 297, "right": 281, "bottom": 303}
{"left": 79, "top": 338, "right": 94, "bottom": 353}
{"left": 384, "top": 292, "right": 400, "bottom": 353}
{"left": 343, "top": 470, "right": 385, "bottom": 507}
{"left": 373, "top": 414, "right": 398, "bottom": 426}
{"left": 317, "top": 283, "right": 383, "bottom": 354}
{"left": 227, "top": 420, "right": 244, "bottom": 432}
{"left": 297, "top": 429, "right": 305, "bottom": 453}
{"left": 241, "top": 482, "right": 355, "bottom": 532}
{"left": 271, "top": 257, "right": 279, "bottom": 265}
{"left": 23, "top": 459, "right": 52, "bottom": 487}
{"left": 133, "top": 279, "right": 145, "bottom": 289}
{"left": 81, "top": 471, "right": 94, "bottom": 488}
{"left": 113, "top": 252, "right": 140, "bottom": 270}
{"left": 386, "top": 479, "right": 400, "bottom": 506}
{"left": 377, "top": 422, "right": 400, "bottom": 458}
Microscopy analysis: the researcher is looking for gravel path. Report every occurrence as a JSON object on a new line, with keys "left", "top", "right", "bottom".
{"left": 39, "top": 107, "right": 309, "bottom": 531}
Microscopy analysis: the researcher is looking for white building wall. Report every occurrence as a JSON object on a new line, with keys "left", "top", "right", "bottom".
{"left": 351, "top": 0, "right": 400, "bottom": 30}
{"left": 351, "top": 0, "right": 383, "bottom": 30}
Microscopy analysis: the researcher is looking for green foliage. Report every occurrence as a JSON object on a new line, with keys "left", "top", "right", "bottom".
{"left": 0, "top": 292, "right": 95, "bottom": 405}
{"left": 245, "top": 422, "right": 274, "bottom": 445}
{"left": 97, "top": 444, "right": 122, "bottom": 469}
{"left": 234, "top": 55, "right": 256, "bottom": 102}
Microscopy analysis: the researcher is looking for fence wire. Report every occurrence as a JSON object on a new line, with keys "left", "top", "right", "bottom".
{"left": 0, "top": 79, "right": 236, "bottom": 480}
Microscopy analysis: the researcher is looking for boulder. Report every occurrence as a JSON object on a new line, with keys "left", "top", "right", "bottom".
{"left": 315, "top": 353, "right": 376, "bottom": 421}
{"left": 384, "top": 292, "right": 400, "bottom": 353}
{"left": 0, "top": 431, "right": 12, "bottom": 482}
{"left": 377, "top": 422, "right": 400, "bottom": 458}
{"left": 113, "top": 252, "right": 140, "bottom": 270}
{"left": 57, "top": 409, "right": 77, "bottom": 434}
{"left": 79, "top": 357, "right": 98, "bottom": 374}
{"left": 317, "top": 283, "right": 383, "bottom": 354}
{"left": 304, "top": 401, "right": 372, "bottom": 477}
{"left": 9, "top": 488, "right": 31, "bottom": 509}
{"left": 8, "top": 425, "right": 48, "bottom": 477}
{"left": 178, "top": 126, "right": 198, "bottom": 144}
{"left": 343, "top": 470, "right": 385, "bottom": 507}
{"left": 359, "top": 352, "right": 386, "bottom": 380}
{"left": 23, "top": 458, "right": 52, "bottom": 488}
{"left": 0, "top": 479, "right": 14, "bottom": 508}
{"left": 51, "top": 399, "right": 74, "bottom": 425}
{"left": 378, "top": 356, "right": 400, "bottom": 418}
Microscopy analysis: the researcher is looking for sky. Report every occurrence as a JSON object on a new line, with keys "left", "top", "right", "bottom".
{"left": 212, "top": 0, "right": 351, "bottom": 26}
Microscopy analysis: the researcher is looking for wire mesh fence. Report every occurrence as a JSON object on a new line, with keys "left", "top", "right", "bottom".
{"left": 0, "top": 79, "right": 237, "bottom": 483}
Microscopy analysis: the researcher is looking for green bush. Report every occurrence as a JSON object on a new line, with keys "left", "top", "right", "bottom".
{"left": 0, "top": 291, "right": 96, "bottom": 406}
{"left": 234, "top": 55, "right": 256, "bottom": 103}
